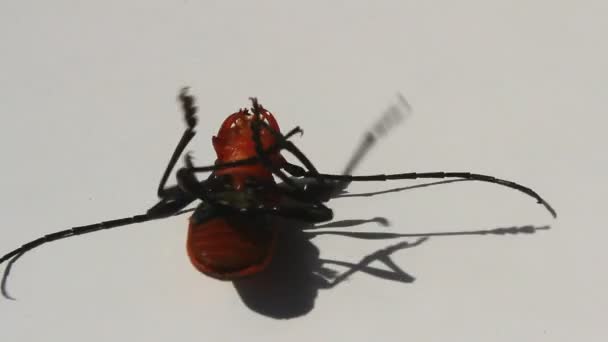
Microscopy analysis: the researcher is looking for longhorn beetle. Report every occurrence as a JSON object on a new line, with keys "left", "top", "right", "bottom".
{"left": 0, "top": 89, "right": 556, "bottom": 294}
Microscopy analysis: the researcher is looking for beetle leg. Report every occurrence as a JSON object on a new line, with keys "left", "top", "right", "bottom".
{"left": 189, "top": 202, "right": 222, "bottom": 225}
{"left": 253, "top": 185, "right": 336, "bottom": 223}
{"left": 156, "top": 88, "right": 199, "bottom": 198}
{"left": 249, "top": 98, "right": 326, "bottom": 192}
{"left": 183, "top": 126, "right": 303, "bottom": 176}
{"left": 146, "top": 191, "right": 196, "bottom": 219}
{"left": 174, "top": 166, "right": 232, "bottom": 210}
{"left": 281, "top": 162, "right": 349, "bottom": 201}
{"left": 250, "top": 117, "right": 338, "bottom": 205}
{"left": 252, "top": 201, "right": 334, "bottom": 223}
{"left": 176, "top": 162, "right": 333, "bottom": 222}
{"left": 249, "top": 102, "right": 302, "bottom": 191}
{"left": 255, "top": 118, "right": 323, "bottom": 183}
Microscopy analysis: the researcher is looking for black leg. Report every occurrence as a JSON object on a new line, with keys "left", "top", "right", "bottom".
{"left": 254, "top": 200, "right": 334, "bottom": 223}
{"left": 157, "top": 88, "right": 198, "bottom": 198}
{"left": 175, "top": 161, "right": 333, "bottom": 222}
{"left": 249, "top": 98, "right": 304, "bottom": 191}
{"left": 256, "top": 182, "right": 335, "bottom": 223}
{"left": 281, "top": 162, "right": 348, "bottom": 202}
{"left": 179, "top": 152, "right": 334, "bottom": 222}
{"left": 248, "top": 98, "right": 328, "bottom": 190}
{"left": 185, "top": 126, "right": 305, "bottom": 177}
{"left": 175, "top": 165, "right": 217, "bottom": 204}
{"left": 266, "top": 127, "right": 324, "bottom": 184}
{"left": 176, "top": 149, "right": 224, "bottom": 204}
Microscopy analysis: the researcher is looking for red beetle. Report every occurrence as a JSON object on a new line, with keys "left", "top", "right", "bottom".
{"left": 186, "top": 103, "right": 286, "bottom": 278}
{"left": 0, "top": 88, "right": 556, "bottom": 295}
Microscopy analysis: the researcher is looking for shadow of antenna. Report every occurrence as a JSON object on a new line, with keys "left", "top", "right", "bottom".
{"left": 307, "top": 225, "right": 551, "bottom": 240}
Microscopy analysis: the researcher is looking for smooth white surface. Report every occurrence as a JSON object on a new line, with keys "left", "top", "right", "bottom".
{"left": 0, "top": 1, "right": 605, "bottom": 341}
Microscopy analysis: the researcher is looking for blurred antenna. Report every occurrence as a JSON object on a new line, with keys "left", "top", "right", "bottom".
{"left": 342, "top": 93, "right": 412, "bottom": 175}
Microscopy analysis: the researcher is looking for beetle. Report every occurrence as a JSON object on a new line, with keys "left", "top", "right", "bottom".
{"left": 0, "top": 88, "right": 556, "bottom": 294}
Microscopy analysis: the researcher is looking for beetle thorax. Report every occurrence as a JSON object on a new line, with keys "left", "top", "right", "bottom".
{"left": 212, "top": 108, "right": 285, "bottom": 189}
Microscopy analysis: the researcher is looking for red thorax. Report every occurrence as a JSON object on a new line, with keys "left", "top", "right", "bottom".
{"left": 212, "top": 107, "right": 285, "bottom": 189}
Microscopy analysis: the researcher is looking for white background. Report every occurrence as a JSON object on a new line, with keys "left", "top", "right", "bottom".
{"left": 0, "top": 1, "right": 605, "bottom": 341}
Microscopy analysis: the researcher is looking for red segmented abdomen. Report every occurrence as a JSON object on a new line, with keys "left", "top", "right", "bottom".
{"left": 186, "top": 216, "right": 278, "bottom": 279}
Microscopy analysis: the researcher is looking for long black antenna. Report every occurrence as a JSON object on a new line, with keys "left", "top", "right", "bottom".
{"left": 0, "top": 213, "right": 161, "bottom": 299}
{"left": 303, "top": 170, "right": 557, "bottom": 218}
{"left": 342, "top": 93, "right": 411, "bottom": 175}
{"left": 0, "top": 214, "right": 152, "bottom": 267}
{"left": 0, "top": 126, "right": 306, "bottom": 268}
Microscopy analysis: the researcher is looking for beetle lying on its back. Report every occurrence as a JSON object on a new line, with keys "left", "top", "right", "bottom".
{"left": 185, "top": 101, "right": 312, "bottom": 279}
{"left": 0, "top": 88, "right": 556, "bottom": 295}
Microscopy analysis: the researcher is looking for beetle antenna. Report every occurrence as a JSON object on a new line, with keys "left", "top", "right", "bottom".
{"left": 1, "top": 250, "right": 24, "bottom": 300}
{"left": 343, "top": 93, "right": 411, "bottom": 175}
{"left": 0, "top": 212, "right": 164, "bottom": 299}
{"left": 0, "top": 214, "right": 155, "bottom": 266}
{"left": 299, "top": 171, "right": 557, "bottom": 218}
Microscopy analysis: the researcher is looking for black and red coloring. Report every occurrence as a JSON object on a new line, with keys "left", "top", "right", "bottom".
{"left": 0, "top": 88, "right": 556, "bottom": 295}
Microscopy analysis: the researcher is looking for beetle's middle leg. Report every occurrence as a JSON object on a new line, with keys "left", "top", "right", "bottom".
{"left": 255, "top": 198, "right": 334, "bottom": 223}
{"left": 280, "top": 162, "right": 348, "bottom": 202}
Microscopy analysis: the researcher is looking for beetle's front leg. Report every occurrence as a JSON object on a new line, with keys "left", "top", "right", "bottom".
{"left": 156, "top": 88, "right": 199, "bottom": 198}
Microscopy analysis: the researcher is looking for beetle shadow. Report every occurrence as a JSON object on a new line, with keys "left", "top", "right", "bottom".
{"left": 232, "top": 218, "right": 420, "bottom": 320}
{"left": 232, "top": 215, "right": 550, "bottom": 319}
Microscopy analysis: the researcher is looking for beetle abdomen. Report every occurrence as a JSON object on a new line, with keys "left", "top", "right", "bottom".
{"left": 186, "top": 215, "right": 277, "bottom": 279}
